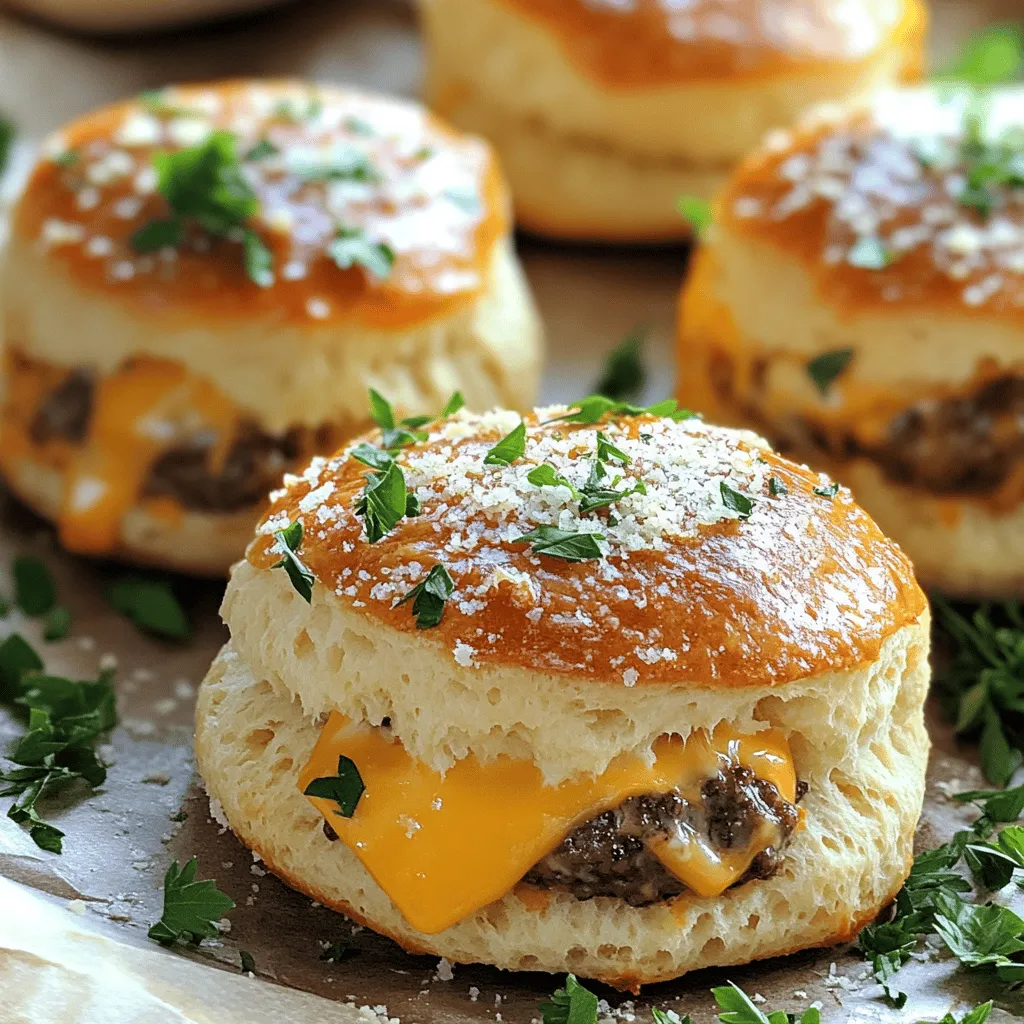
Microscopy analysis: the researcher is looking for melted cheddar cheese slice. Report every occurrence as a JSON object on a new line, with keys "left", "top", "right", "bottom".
{"left": 299, "top": 713, "right": 797, "bottom": 934}
{"left": 0, "top": 352, "right": 241, "bottom": 554}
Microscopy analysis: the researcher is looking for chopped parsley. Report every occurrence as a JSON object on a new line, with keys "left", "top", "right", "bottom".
{"left": 43, "top": 606, "right": 72, "bottom": 643}
{"left": 303, "top": 755, "right": 365, "bottom": 817}
{"left": 288, "top": 143, "right": 380, "bottom": 183}
{"left": 954, "top": 96, "right": 1024, "bottom": 217}
{"left": 107, "top": 577, "right": 191, "bottom": 640}
{"left": 527, "top": 464, "right": 579, "bottom": 497}
{"left": 938, "top": 24, "right": 1024, "bottom": 87}
{"left": 539, "top": 973, "right": 599, "bottom": 1024}
{"left": 130, "top": 130, "right": 273, "bottom": 286}
{"left": 351, "top": 442, "right": 394, "bottom": 471}
{"left": 593, "top": 328, "right": 646, "bottom": 401}
{"left": 513, "top": 526, "right": 605, "bottom": 562}
{"left": 366, "top": 389, "right": 431, "bottom": 452}
{"left": 720, "top": 481, "right": 754, "bottom": 519}
{"left": 547, "top": 395, "right": 694, "bottom": 426}
{"left": 355, "top": 460, "right": 417, "bottom": 543}
{"left": 847, "top": 235, "right": 896, "bottom": 270}
{"left": 711, "top": 982, "right": 820, "bottom": 1024}
{"left": 148, "top": 857, "right": 235, "bottom": 947}
{"left": 813, "top": 481, "right": 840, "bottom": 499}
{"left": 0, "top": 115, "right": 14, "bottom": 178}
{"left": 244, "top": 139, "right": 279, "bottom": 161}
{"left": 578, "top": 460, "right": 646, "bottom": 515}
{"left": 923, "top": 1004, "right": 994, "bottom": 1024}
{"left": 0, "top": 636, "right": 117, "bottom": 854}
{"left": 271, "top": 521, "right": 315, "bottom": 603}
{"left": 484, "top": 420, "right": 527, "bottom": 466}
{"left": 806, "top": 348, "right": 854, "bottom": 396}
{"left": 768, "top": 475, "right": 788, "bottom": 497}
{"left": 329, "top": 228, "right": 394, "bottom": 279}
{"left": 933, "top": 597, "right": 1024, "bottom": 785}
{"left": 239, "top": 950, "right": 256, "bottom": 974}
{"left": 320, "top": 940, "right": 357, "bottom": 962}
{"left": 677, "top": 195, "right": 713, "bottom": 239}
{"left": 13, "top": 555, "right": 56, "bottom": 617}
{"left": 595, "top": 431, "right": 629, "bottom": 466}
{"left": 394, "top": 564, "right": 455, "bottom": 629}
{"left": 441, "top": 391, "right": 465, "bottom": 417}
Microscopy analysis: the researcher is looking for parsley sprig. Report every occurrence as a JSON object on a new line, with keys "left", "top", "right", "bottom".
{"left": 0, "top": 633, "right": 117, "bottom": 853}
{"left": 131, "top": 130, "right": 273, "bottom": 287}
{"left": 933, "top": 597, "right": 1024, "bottom": 785}
{"left": 148, "top": 857, "right": 235, "bottom": 947}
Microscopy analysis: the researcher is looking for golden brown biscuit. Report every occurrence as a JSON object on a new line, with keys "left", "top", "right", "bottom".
{"left": 0, "top": 80, "right": 542, "bottom": 575}
{"left": 677, "top": 86, "right": 1024, "bottom": 597}
{"left": 196, "top": 403, "right": 929, "bottom": 988}
{"left": 419, "top": 0, "right": 926, "bottom": 241}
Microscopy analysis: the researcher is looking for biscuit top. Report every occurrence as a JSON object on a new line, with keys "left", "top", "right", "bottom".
{"left": 248, "top": 403, "right": 925, "bottom": 688}
{"left": 720, "top": 87, "right": 1024, "bottom": 315}
{"left": 14, "top": 79, "right": 506, "bottom": 329}
{"left": 496, "top": 0, "right": 921, "bottom": 87}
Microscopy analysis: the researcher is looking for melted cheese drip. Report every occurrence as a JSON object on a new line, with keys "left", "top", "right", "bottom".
{"left": 57, "top": 358, "right": 239, "bottom": 554}
{"left": 300, "top": 713, "right": 796, "bottom": 934}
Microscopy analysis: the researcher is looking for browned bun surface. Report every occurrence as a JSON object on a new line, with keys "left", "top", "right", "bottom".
{"left": 247, "top": 407, "right": 925, "bottom": 688}
{"left": 677, "top": 86, "right": 1024, "bottom": 595}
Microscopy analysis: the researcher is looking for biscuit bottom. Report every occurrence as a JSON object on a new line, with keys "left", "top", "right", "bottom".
{"left": 195, "top": 629, "right": 929, "bottom": 989}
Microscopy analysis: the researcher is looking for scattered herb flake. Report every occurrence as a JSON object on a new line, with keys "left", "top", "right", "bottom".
{"left": 329, "top": 228, "right": 394, "bottom": 279}
{"left": 42, "top": 606, "right": 71, "bottom": 643}
{"left": 768, "top": 475, "right": 788, "bottom": 497}
{"left": 813, "top": 481, "right": 840, "bottom": 499}
{"left": 13, "top": 556, "right": 56, "bottom": 617}
{"left": 677, "top": 195, "right": 713, "bottom": 239}
{"left": 271, "top": 522, "right": 315, "bottom": 603}
{"left": 148, "top": 857, "right": 235, "bottom": 947}
{"left": 394, "top": 563, "right": 455, "bottom": 629}
{"left": 355, "top": 460, "right": 413, "bottom": 543}
{"left": 484, "top": 421, "right": 527, "bottom": 466}
{"left": 239, "top": 949, "right": 256, "bottom": 973}
{"left": 539, "top": 974, "right": 599, "bottom": 1024}
{"left": 806, "top": 348, "right": 854, "bottom": 396}
{"left": 303, "top": 755, "right": 365, "bottom": 817}
{"left": 513, "top": 526, "right": 605, "bottom": 562}
{"left": 107, "top": 578, "right": 191, "bottom": 639}
{"left": 720, "top": 481, "right": 755, "bottom": 519}
{"left": 939, "top": 24, "right": 1024, "bottom": 86}
{"left": 594, "top": 328, "right": 646, "bottom": 401}
{"left": 441, "top": 391, "right": 465, "bottom": 417}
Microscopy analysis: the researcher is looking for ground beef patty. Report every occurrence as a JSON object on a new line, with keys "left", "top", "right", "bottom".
{"left": 26, "top": 369, "right": 318, "bottom": 513}
{"left": 709, "top": 350, "right": 1024, "bottom": 499}
{"left": 523, "top": 763, "right": 802, "bottom": 905}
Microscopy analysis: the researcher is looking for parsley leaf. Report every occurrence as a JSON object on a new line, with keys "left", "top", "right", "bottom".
{"left": 0, "top": 633, "right": 43, "bottom": 702}
{"left": 43, "top": 606, "right": 72, "bottom": 643}
{"left": 806, "top": 349, "right": 854, "bottom": 396}
{"left": 955, "top": 784, "right": 1024, "bottom": 829}
{"left": 652, "top": 1010, "right": 692, "bottom": 1024}
{"left": 939, "top": 24, "right": 1024, "bottom": 87}
{"left": 918, "top": 1003, "right": 994, "bottom": 1024}
{"left": 527, "top": 464, "right": 580, "bottom": 499}
{"left": 107, "top": 578, "right": 191, "bottom": 640}
{"left": 594, "top": 328, "right": 646, "bottom": 401}
{"left": 363, "top": 390, "right": 429, "bottom": 452}
{"left": 578, "top": 460, "right": 646, "bottom": 515}
{"left": 596, "top": 431, "right": 629, "bottom": 466}
{"left": 441, "top": 391, "right": 465, "bottom": 417}
{"left": 148, "top": 857, "right": 235, "bottom": 947}
{"left": 768, "top": 475, "right": 788, "bottom": 497}
{"left": 539, "top": 973, "right": 599, "bottom": 1024}
{"left": 0, "top": 115, "right": 13, "bottom": 178}
{"left": 13, "top": 555, "right": 56, "bottom": 617}
{"left": 288, "top": 142, "right": 379, "bottom": 183}
{"left": 720, "top": 481, "right": 755, "bottom": 519}
{"left": 677, "top": 195, "right": 713, "bottom": 239}
{"left": 351, "top": 442, "right": 395, "bottom": 471}
{"left": 329, "top": 228, "right": 394, "bottom": 279}
{"left": 394, "top": 564, "right": 455, "bottom": 629}
{"left": 244, "top": 139, "right": 279, "bottom": 161}
{"left": 932, "top": 892, "right": 1024, "bottom": 973}
{"left": 239, "top": 949, "right": 256, "bottom": 973}
{"left": 547, "top": 395, "right": 694, "bottom": 425}
{"left": 513, "top": 526, "right": 605, "bottom": 562}
{"left": 813, "top": 481, "right": 840, "bottom": 499}
{"left": 132, "top": 131, "right": 271, "bottom": 285}
{"left": 484, "top": 421, "right": 527, "bottom": 466}
{"left": 243, "top": 228, "right": 274, "bottom": 288}
{"left": 272, "top": 521, "right": 315, "bottom": 603}
{"left": 848, "top": 236, "right": 896, "bottom": 270}
{"left": 355, "top": 460, "right": 415, "bottom": 543}
{"left": 933, "top": 597, "right": 1024, "bottom": 786}
{"left": 710, "top": 982, "right": 820, "bottom": 1024}
{"left": 303, "top": 755, "right": 365, "bottom": 817}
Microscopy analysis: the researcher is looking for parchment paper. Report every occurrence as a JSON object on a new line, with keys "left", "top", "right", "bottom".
{"left": 1, "top": 1, "right": 1024, "bottom": 1020}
